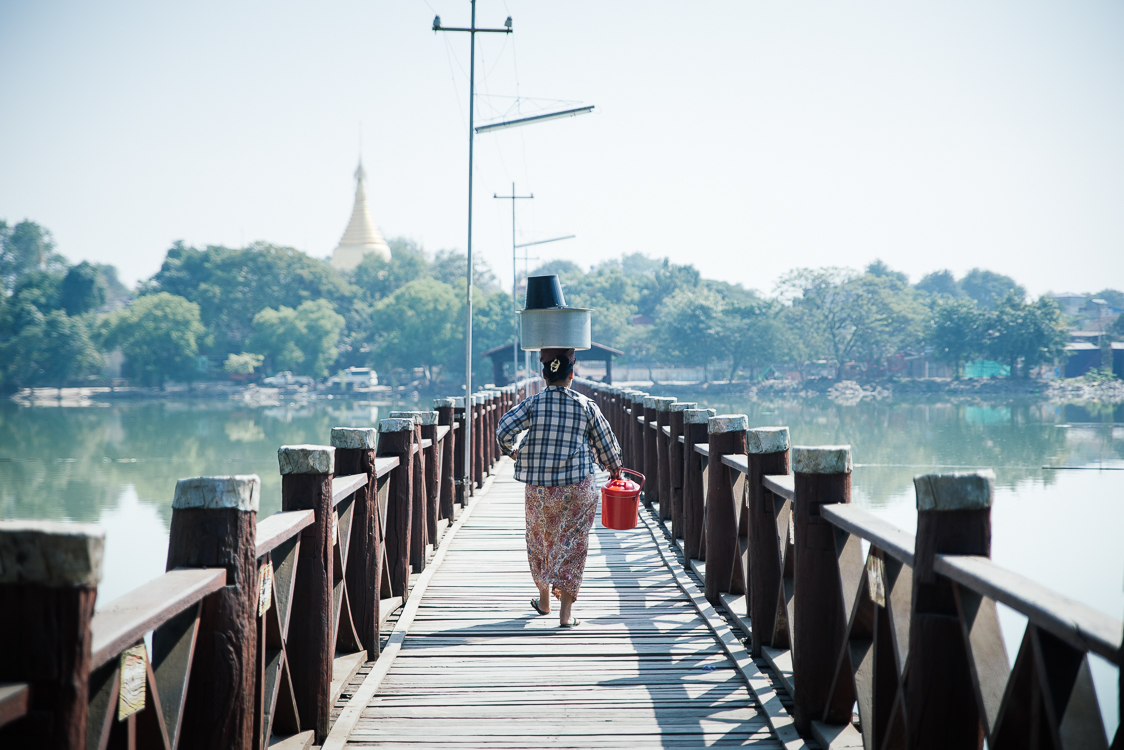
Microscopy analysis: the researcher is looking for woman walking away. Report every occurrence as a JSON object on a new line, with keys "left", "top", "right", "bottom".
{"left": 496, "top": 348, "right": 623, "bottom": 627}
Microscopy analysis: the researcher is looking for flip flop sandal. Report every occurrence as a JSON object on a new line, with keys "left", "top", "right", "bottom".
{"left": 531, "top": 597, "right": 549, "bottom": 616}
{"left": 560, "top": 618, "right": 581, "bottom": 628}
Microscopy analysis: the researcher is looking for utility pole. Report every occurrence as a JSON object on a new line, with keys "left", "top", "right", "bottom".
{"left": 494, "top": 183, "right": 533, "bottom": 384}
{"left": 433, "top": 4, "right": 511, "bottom": 486}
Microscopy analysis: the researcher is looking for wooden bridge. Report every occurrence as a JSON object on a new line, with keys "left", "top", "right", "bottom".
{"left": 1, "top": 377, "right": 1121, "bottom": 749}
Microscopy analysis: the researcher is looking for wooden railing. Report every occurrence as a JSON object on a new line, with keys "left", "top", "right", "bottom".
{"left": 573, "top": 377, "right": 1123, "bottom": 750}
{"left": 0, "top": 378, "right": 542, "bottom": 750}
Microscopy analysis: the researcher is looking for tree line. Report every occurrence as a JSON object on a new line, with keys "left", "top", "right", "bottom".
{"left": 1, "top": 217, "right": 1118, "bottom": 389}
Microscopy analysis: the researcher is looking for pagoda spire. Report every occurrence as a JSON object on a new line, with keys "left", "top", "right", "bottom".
{"left": 331, "top": 157, "right": 391, "bottom": 271}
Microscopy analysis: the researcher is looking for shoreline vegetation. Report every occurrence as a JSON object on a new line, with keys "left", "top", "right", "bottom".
{"left": 10, "top": 372, "right": 1124, "bottom": 409}
{"left": 2, "top": 218, "right": 1123, "bottom": 397}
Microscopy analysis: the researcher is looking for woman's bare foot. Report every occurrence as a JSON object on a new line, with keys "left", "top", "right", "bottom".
{"left": 559, "top": 591, "right": 576, "bottom": 626}
{"left": 534, "top": 584, "right": 551, "bottom": 614}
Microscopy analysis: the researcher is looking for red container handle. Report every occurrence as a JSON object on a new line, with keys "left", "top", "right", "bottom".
{"left": 618, "top": 468, "right": 645, "bottom": 493}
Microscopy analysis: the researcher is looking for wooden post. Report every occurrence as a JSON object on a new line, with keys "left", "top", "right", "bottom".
{"left": 165, "top": 475, "right": 260, "bottom": 749}
{"left": 434, "top": 399, "right": 457, "bottom": 521}
{"left": 704, "top": 415, "right": 748, "bottom": 606}
{"left": 629, "top": 392, "right": 648, "bottom": 485}
{"left": 652, "top": 397, "right": 677, "bottom": 521}
{"left": 390, "top": 411, "right": 440, "bottom": 551}
{"left": 278, "top": 446, "right": 335, "bottom": 742}
{"left": 681, "top": 409, "right": 715, "bottom": 561}
{"left": 331, "top": 427, "right": 382, "bottom": 657}
{"left": 643, "top": 398, "right": 660, "bottom": 508}
{"left": 376, "top": 419, "right": 414, "bottom": 597}
{"left": 668, "top": 402, "right": 696, "bottom": 540}
{"left": 473, "top": 395, "right": 484, "bottom": 490}
{"left": 745, "top": 427, "right": 790, "bottom": 657}
{"left": 791, "top": 446, "right": 852, "bottom": 734}
{"left": 452, "top": 398, "right": 466, "bottom": 507}
{"left": 616, "top": 389, "right": 634, "bottom": 467}
{"left": 907, "top": 471, "right": 994, "bottom": 750}
{"left": 0, "top": 520, "right": 102, "bottom": 749}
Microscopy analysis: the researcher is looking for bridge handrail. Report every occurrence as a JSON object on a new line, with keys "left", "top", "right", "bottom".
{"left": 0, "top": 377, "right": 544, "bottom": 749}
{"left": 571, "top": 376, "right": 1122, "bottom": 750}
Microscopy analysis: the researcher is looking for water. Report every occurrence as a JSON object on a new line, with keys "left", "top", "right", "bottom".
{"left": 1, "top": 393, "right": 1121, "bottom": 735}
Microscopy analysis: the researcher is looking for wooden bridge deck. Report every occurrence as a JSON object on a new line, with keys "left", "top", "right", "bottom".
{"left": 336, "top": 459, "right": 784, "bottom": 748}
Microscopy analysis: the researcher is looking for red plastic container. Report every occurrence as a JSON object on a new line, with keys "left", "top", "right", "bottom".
{"left": 600, "top": 469, "right": 645, "bottom": 530}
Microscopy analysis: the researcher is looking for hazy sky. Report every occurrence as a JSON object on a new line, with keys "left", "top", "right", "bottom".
{"left": 2, "top": 1, "right": 1122, "bottom": 297}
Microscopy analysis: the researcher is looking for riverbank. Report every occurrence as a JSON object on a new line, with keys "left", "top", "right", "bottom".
{"left": 636, "top": 375, "right": 1124, "bottom": 407}
{"left": 10, "top": 374, "right": 1124, "bottom": 409}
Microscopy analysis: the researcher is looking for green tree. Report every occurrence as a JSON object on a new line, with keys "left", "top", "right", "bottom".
{"left": 984, "top": 293, "right": 1068, "bottom": 378}
{"left": 353, "top": 239, "right": 428, "bottom": 302}
{"left": 866, "top": 259, "right": 910, "bottom": 285}
{"left": 915, "top": 270, "right": 963, "bottom": 298}
{"left": 778, "top": 268, "right": 925, "bottom": 375}
{"left": 0, "top": 220, "right": 67, "bottom": 292}
{"left": 370, "top": 278, "right": 460, "bottom": 377}
{"left": 60, "top": 261, "right": 107, "bottom": 316}
{"left": 249, "top": 299, "right": 345, "bottom": 379}
{"left": 8, "top": 270, "right": 63, "bottom": 315}
{"left": 717, "top": 301, "right": 784, "bottom": 381}
{"left": 101, "top": 293, "right": 205, "bottom": 387}
{"left": 1089, "top": 289, "right": 1124, "bottom": 310}
{"left": 653, "top": 288, "right": 723, "bottom": 375}
{"left": 144, "top": 242, "right": 352, "bottom": 355}
{"left": 930, "top": 297, "right": 985, "bottom": 378}
{"left": 2, "top": 310, "right": 103, "bottom": 387}
{"left": 430, "top": 249, "right": 499, "bottom": 292}
{"left": 961, "top": 269, "right": 1025, "bottom": 309}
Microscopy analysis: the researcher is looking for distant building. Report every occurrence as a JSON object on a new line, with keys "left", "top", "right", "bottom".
{"left": 1050, "top": 292, "right": 1086, "bottom": 317}
{"left": 330, "top": 160, "right": 391, "bottom": 272}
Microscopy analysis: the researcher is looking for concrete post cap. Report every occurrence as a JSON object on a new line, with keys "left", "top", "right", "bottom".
{"left": 331, "top": 427, "right": 377, "bottom": 450}
{"left": 792, "top": 446, "right": 852, "bottom": 474}
{"left": 914, "top": 470, "right": 994, "bottom": 511}
{"left": 174, "top": 475, "right": 261, "bottom": 512}
{"left": 709, "top": 414, "right": 749, "bottom": 434}
{"left": 278, "top": 445, "right": 335, "bottom": 475}
{"left": 642, "top": 396, "right": 657, "bottom": 408}
{"left": 390, "top": 411, "right": 439, "bottom": 426}
{"left": 653, "top": 397, "right": 677, "bottom": 412}
{"left": 629, "top": 392, "right": 649, "bottom": 403}
{"left": 683, "top": 408, "right": 717, "bottom": 424}
{"left": 378, "top": 418, "right": 416, "bottom": 433}
{"left": 0, "top": 520, "right": 105, "bottom": 587}
{"left": 670, "top": 402, "right": 698, "bottom": 412}
{"left": 433, "top": 397, "right": 457, "bottom": 409}
{"left": 746, "top": 427, "right": 790, "bottom": 454}
{"left": 450, "top": 397, "right": 465, "bottom": 408}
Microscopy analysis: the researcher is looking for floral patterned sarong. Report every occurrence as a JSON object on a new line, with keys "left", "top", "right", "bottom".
{"left": 525, "top": 474, "right": 599, "bottom": 600}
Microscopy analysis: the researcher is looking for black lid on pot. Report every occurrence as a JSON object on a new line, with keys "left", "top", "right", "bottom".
{"left": 524, "top": 275, "right": 567, "bottom": 310}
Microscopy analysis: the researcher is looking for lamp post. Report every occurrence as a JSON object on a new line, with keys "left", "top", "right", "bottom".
{"left": 433, "top": 4, "right": 511, "bottom": 486}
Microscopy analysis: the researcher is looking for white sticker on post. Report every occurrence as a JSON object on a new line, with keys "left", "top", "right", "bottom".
{"left": 866, "top": 555, "right": 886, "bottom": 608}
{"left": 258, "top": 560, "right": 273, "bottom": 617}
{"left": 117, "top": 644, "right": 147, "bottom": 720}
{"left": 332, "top": 511, "right": 339, "bottom": 546}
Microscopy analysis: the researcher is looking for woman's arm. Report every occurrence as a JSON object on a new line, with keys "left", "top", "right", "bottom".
{"left": 586, "top": 402, "right": 622, "bottom": 477}
{"left": 495, "top": 397, "right": 532, "bottom": 458}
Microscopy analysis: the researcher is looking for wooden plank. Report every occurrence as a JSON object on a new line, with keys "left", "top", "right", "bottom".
{"left": 721, "top": 454, "right": 749, "bottom": 474}
{"left": 762, "top": 474, "right": 794, "bottom": 501}
{"left": 374, "top": 456, "right": 399, "bottom": 478}
{"left": 820, "top": 504, "right": 915, "bottom": 567}
{"left": 934, "top": 554, "right": 1122, "bottom": 662}
{"left": 332, "top": 474, "right": 368, "bottom": 505}
{"left": 255, "top": 510, "right": 315, "bottom": 557}
{"left": 90, "top": 567, "right": 227, "bottom": 668}
{"left": 0, "top": 682, "right": 30, "bottom": 729}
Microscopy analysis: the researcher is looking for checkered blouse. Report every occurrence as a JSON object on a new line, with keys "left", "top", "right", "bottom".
{"left": 496, "top": 386, "right": 622, "bottom": 487}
